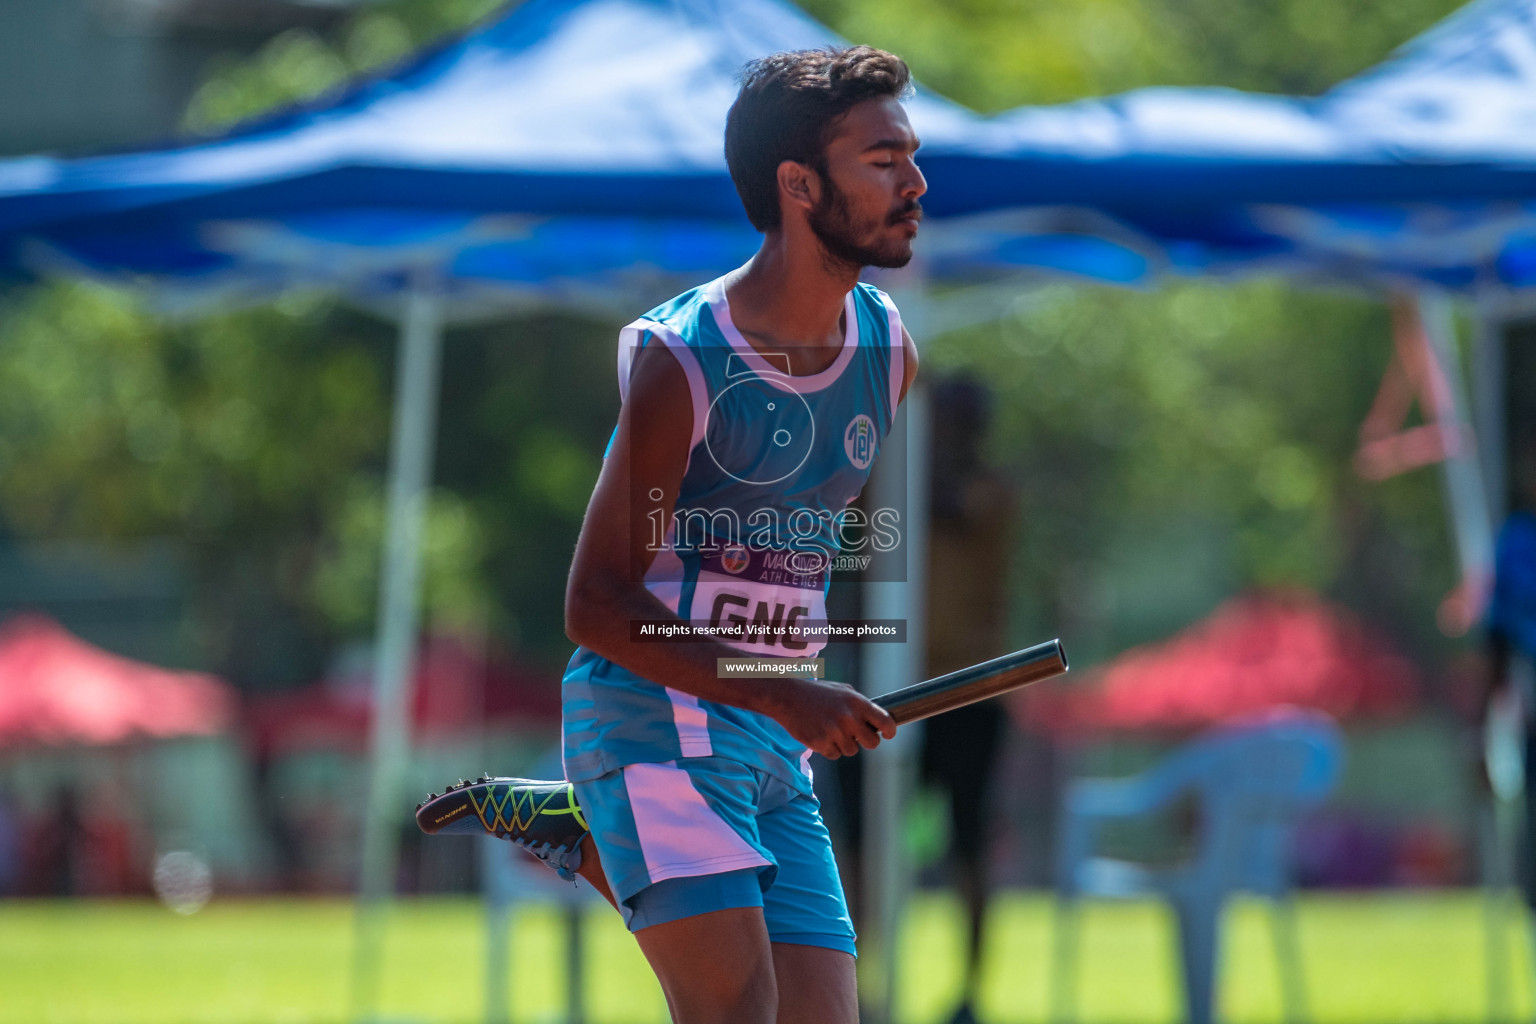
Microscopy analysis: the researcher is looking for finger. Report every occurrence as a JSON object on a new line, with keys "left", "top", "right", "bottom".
{"left": 868, "top": 703, "right": 897, "bottom": 739}
{"left": 835, "top": 734, "right": 859, "bottom": 758}
{"left": 854, "top": 720, "right": 882, "bottom": 750}
{"left": 817, "top": 743, "right": 842, "bottom": 761}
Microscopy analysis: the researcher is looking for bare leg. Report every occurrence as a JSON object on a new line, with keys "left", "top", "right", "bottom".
{"left": 772, "top": 943, "right": 858, "bottom": 1024}
{"left": 634, "top": 907, "right": 778, "bottom": 1024}
{"left": 570, "top": 833, "right": 618, "bottom": 909}
{"left": 956, "top": 855, "right": 987, "bottom": 1004}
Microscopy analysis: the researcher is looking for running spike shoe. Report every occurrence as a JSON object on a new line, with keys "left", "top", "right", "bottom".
{"left": 416, "top": 776, "right": 589, "bottom": 880}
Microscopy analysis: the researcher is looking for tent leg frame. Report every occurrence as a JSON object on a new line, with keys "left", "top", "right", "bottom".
{"left": 350, "top": 280, "right": 445, "bottom": 1023}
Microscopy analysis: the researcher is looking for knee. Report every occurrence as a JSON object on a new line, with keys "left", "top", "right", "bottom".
{"left": 663, "top": 956, "right": 776, "bottom": 1024}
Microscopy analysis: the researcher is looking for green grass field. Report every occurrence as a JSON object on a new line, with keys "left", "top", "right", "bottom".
{"left": 0, "top": 891, "right": 1527, "bottom": 1024}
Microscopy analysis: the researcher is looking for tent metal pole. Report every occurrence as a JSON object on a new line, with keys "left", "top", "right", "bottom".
{"left": 1470, "top": 293, "right": 1521, "bottom": 1024}
{"left": 859, "top": 285, "right": 930, "bottom": 1024}
{"left": 1417, "top": 293, "right": 1495, "bottom": 590}
{"left": 1420, "top": 291, "right": 1515, "bottom": 1019}
{"left": 351, "top": 278, "right": 445, "bottom": 1023}
{"left": 1471, "top": 295, "right": 1508, "bottom": 521}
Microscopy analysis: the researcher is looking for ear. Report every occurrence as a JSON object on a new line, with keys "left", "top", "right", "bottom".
{"left": 776, "top": 159, "right": 821, "bottom": 217}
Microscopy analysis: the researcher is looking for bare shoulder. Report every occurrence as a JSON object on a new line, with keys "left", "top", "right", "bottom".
{"left": 622, "top": 333, "right": 694, "bottom": 446}
{"left": 567, "top": 329, "right": 695, "bottom": 598}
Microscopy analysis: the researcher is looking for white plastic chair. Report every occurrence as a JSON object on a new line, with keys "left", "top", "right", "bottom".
{"left": 1050, "top": 711, "right": 1344, "bottom": 1024}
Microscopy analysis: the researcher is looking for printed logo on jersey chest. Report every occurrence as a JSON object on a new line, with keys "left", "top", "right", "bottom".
{"left": 720, "top": 544, "right": 751, "bottom": 574}
{"left": 844, "top": 414, "right": 876, "bottom": 469}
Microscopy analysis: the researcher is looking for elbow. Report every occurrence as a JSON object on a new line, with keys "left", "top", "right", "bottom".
{"left": 563, "top": 613, "right": 585, "bottom": 649}
{"left": 564, "top": 588, "right": 591, "bottom": 648}
{"left": 564, "top": 573, "right": 607, "bottom": 649}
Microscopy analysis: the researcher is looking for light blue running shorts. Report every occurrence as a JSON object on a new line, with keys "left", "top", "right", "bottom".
{"left": 572, "top": 756, "right": 856, "bottom": 955}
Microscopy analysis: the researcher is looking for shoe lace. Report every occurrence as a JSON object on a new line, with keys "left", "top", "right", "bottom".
{"left": 504, "top": 835, "right": 576, "bottom": 881}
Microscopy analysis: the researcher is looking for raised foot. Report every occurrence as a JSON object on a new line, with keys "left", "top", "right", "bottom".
{"left": 414, "top": 776, "right": 589, "bottom": 881}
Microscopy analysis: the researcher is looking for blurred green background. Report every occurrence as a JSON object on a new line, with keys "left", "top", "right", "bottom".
{"left": 0, "top": 0, "right": 1514, "bottom": 1021}
{"left": 0, "top": 893, "right": 1526, "bottom": 1023}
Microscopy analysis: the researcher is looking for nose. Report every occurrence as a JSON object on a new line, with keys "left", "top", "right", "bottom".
{"left": 903, "top": 156, "right": 927, "bottom": 200}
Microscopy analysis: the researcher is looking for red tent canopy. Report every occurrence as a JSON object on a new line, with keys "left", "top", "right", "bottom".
{"left": 0, "top": 614, "right": 235, "bottom": 746}
{"left": 247, "top": 634, "right": 560, "bottom": 756}
{"left": 1026, "top": 590, "right": 1420, "bottom": 735}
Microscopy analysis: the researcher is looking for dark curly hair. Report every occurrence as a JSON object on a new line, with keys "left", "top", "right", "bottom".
{"left": 724, "top": 46, "right": 912, "bottom": 232}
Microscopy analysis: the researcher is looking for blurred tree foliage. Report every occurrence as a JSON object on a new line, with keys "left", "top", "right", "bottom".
{"left": 0, "top": 0, "right": 1477, "bottom": 685}
{"left": 921, "top": 282, "right": 1457, "bottom": 666}
{"left": 0, "top": 284, "right": 503, "bottom": 681}
{"left": 804, "top": 0, "right": 1463, "bottom": 109}
{"left": 181, "top": 0, "right": 508, "bottom": 135}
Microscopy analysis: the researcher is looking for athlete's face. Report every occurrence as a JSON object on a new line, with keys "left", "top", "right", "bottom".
{"left": 807, "top": 97, "right": 926, "bottom": 270}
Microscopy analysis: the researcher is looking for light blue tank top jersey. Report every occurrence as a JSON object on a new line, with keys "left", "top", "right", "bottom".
{"left": 562, "top": 275, "right": 907, "bottom": 793}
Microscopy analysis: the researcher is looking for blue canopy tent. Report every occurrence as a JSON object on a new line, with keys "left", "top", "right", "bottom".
{"left": 6, "top": 0, "right": 1536, "bottom": 297}
{"left": 0, "top": 0, "right": 980, "bottom": 313}
{"left": 2, "top": 0, "right": 1535, "bottom": 1017}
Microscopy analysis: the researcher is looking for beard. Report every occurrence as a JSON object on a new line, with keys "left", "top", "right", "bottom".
{"left": 807, "top": 174, "right": 919, "bottom": 272}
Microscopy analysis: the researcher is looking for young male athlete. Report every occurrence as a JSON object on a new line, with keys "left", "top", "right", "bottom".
{"left": 420, "top": 45, "right": 925, "bottom": 1024}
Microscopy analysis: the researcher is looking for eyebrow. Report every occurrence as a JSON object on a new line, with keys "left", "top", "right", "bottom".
{"left": 863, "top": 137, "right": 922, "bottom": 154}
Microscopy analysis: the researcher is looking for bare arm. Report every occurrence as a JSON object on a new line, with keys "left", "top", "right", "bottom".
{"left": 898, "top": 323, "right": 919, "bottom": 404}
{"left": 564, "top": 337, "right": 894, "bottom": 758}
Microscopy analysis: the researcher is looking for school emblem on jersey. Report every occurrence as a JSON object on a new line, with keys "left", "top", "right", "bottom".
{"left": 720, "top": 544, "right": 751, "bottom": 574}
{"left": 844, "top": 414, "right": 876, "bottom": 469}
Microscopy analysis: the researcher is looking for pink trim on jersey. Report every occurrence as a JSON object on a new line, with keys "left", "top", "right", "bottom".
{"left": 875, "top": 289, "right": 906, "bottom": 416}
{"left": 624, "top": 761, "right": 769, "bottom": 883}
{"left": 705, "top": 277, "right": 859, "bottom": 394}
{"left": 665, "top": 687, "right": 714, "bottom": 758}
{"left": 616, "top": 320, "right": 708, "bottom": 453}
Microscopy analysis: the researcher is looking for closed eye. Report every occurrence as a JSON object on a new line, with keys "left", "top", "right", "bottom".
{"left": 863, "top": 136, "right": 922, "bottom": 161}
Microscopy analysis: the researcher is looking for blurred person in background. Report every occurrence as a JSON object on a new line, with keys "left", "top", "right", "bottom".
{"left": 1483, "top": 436, "right": 1536, "bottom": 904}
{"left": 26, "top": 785, "right": 85, "bottom": 895}
{"left": 922, "top": 375, "right": 1017, "bottom": 1024}
{"left": 0, "top": 790, "right": 19, "bottom": 895}
{"left": 829, "top": 375, "right": 1018, "bottom": 1023}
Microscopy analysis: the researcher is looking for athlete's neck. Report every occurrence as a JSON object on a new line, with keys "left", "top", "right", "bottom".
{"left": 724, "top": 231, "right": 858, "bottom": 360}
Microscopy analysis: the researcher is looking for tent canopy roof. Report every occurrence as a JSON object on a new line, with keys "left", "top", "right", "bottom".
{"left": 0, "top": 0, "right": 987, "bottom": 231}
{"left": 1024, "top": 590, "right": 1420, "bottom": 735}
{"left": 0, "top": 614, "right": 235, "bottom": 748}
{"left": 4, "top": 0, "right": 1536, "bottom": 299}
